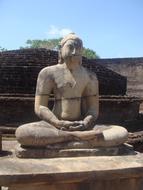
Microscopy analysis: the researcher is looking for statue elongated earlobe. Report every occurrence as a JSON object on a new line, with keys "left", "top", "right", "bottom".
{"left": 58, "top": 49, "right": 64, "bottom": 64}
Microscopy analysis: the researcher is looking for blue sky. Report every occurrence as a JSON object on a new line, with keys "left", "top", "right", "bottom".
{"left": 0, "top": 0, "right": 143, "bottom": 58}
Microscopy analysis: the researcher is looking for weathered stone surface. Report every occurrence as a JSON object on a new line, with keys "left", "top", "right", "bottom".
{"left": 0, "top": 154, "right": 143, "bottom": 188}
{"left": 1, "top": 141, "right": 143, "bottom": 190}
{"left": 15, "top": 143, "right": 135, "bottom": 158}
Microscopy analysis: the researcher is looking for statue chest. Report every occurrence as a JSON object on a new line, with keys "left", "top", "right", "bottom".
{"left": 53, "top": 66, "right": 88, "bottom": 98}
{"left": 54, "top": 80, "right": 85, "bottom": 98}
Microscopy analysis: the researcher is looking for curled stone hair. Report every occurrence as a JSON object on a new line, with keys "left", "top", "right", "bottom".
{"left": 58, "top": 33, "right": 83, "bottom": 64}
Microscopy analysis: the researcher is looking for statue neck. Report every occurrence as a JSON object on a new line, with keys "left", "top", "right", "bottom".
{"left": 64, "top": 57, "right": 82, "bottom": 72}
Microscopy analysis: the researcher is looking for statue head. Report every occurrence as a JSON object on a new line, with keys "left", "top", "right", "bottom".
{"left": 58, "top": 33, "right": 83, "bottom": 64}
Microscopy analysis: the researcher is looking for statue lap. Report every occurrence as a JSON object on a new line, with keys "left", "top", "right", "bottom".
{"left": 16, "top": 121, "right": 128, "bottom": 148}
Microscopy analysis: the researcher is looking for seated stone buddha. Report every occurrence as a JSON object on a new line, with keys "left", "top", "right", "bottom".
{"left": 16, "top": 33, "right": 128, "bottom": 148}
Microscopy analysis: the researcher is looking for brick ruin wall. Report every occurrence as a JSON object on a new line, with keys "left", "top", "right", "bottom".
{"left": 0, "top": 49, "right": 142, "bottom": 129}
{"left": 1, "top": 50, "right": 143, "bottom": 98}
{"left": 96, "top": 58, "right": 143, "bottom": 97}
{"left": 96, "top": 58, "right": 143, "bottom": 111}
{"left": 0, "top": 49, "right": 126, "bottom": 96}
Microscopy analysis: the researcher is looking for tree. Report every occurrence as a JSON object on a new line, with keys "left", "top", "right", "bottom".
{"left": 24, "top": 38, "right": 62, "bottom": 50}
{"left": 82, "top": 48, "right": 99, "bottom": 59}
{"left": 21, "top": 38, "right": 99, "bottom": 59}
{"left": 0, "top": 46, "right": 7, "bottom": 52}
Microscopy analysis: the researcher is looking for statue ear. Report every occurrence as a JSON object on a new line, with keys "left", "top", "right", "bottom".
{"left": 58, "top": 50, "right": 64, "bottom": 64}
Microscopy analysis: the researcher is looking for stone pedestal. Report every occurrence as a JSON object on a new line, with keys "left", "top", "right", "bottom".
{"left": 15, "top": 143, "right": 135, "bottom": 158}
{"left": 1, "top": 154, "right": 143, "bottom": 190}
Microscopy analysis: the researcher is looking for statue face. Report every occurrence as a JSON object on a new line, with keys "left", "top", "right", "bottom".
{"left": 61, "top": 39, "right": 83, "bottom": 61}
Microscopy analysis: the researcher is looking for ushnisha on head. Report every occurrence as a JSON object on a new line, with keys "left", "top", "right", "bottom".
{"left": 58, "top": 33, "right": 83, "bottom": 64}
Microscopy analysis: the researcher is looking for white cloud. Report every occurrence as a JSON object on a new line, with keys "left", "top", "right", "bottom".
{"left": 48, "top": 25, "right": 73, "bottom": 37}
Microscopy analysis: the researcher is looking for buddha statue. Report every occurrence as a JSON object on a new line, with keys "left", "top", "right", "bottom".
{"left": 15, "top": 33, "right": 128, "bottom": 148}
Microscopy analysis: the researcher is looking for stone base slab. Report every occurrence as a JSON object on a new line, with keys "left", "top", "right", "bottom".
{"left": 7, "top": 178, "right": 143, "bottom": 190}
{"left": 1, "top": 140, "right": 142, "bottom": 189}
{"left": 0, "top": 154, "right": 143, "bottom": 189}
{"left": 15, "top": 143, "right": 136, "bottom": 158}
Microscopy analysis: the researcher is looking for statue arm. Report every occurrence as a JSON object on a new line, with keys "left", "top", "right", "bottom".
{"left": 34, "top": 95, "right": 61, "bottom": 128}
{"left": 83, "top": 73, "right": 99, "bottom": 129}
{"left": 68, "top": 73, "right": 99, "bottom": 131}
{"left": 35, "top": 67, "right": 78, "bottom": 129}
{"left": 34, "top": 67, "right": 61, "bottom": 128}
{"left": 83, "top": 94, "right": 99, "bottom": 128}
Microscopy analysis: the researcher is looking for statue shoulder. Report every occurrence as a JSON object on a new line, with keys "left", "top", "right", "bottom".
{"left": 36, "top": 65, "right": 59, "bottom": 96}
{"left": 38, "top": 65, "right": 58, "bottom": 77}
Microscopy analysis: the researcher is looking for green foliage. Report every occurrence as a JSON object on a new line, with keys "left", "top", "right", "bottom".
{"left": 82, "top": 47, "right": 99, "bottom": 59}
{"left": 0, "top": 46, "right": 7, "bottom": 52}
{"left": 22, "top": 38, "right": 62, "bottom": 50}
{"left": 21, "top": 38, "right": 99, "bottom": 59}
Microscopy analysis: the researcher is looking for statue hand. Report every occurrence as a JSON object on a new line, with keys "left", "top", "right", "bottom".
{"left": 65, "top": 121, "right": 87, "bottom": 131}
{"left": 58, "top": 120, "right": 93, "bottom": 131}
{"left": 58, "top": 120, "right": 81, "bottom": 129}
{"left": 67, "top": 119, "right": 94, "bottom": 131}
